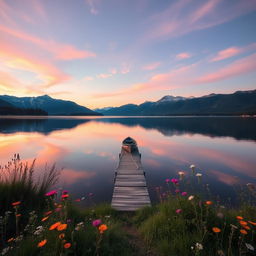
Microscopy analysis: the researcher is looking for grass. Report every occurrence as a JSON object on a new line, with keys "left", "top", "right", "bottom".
{"left": 0, "top": 156, "right": 256, "bottom": 256}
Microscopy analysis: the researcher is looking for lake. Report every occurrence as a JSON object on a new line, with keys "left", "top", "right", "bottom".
{"left": 1, "top": 116, "right": 256, "bottom": 206}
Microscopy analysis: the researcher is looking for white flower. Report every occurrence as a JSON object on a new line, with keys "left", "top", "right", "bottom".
{"left": 196, "top": 173, "right": 202, "bottom": 177}
{"left": 190, "top": 164, "right": 195, "bottom": 169}
{"left": 196, "top": 243, "right": 203, "bottom": 250}
{"left": 188, "top": 195, "right": 194, "bottom": 201}
{"left": 230, "top": 224, "right": 238, "bottom": 229}
{"left": 245, "top": 243, "right": 254, "bottom": 251}
{"left": 178, "top": 171, "right": 185, "bottom": 175}
{"left": 81, "top": 197, "right": 85, "bottom": 200}
{"left": 1, "top": 247, "right": 10, "bottom": 255}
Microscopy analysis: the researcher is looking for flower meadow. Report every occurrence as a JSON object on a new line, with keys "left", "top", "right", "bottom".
{"left": 1, "top": 156, "right": 256, "bottom": 256}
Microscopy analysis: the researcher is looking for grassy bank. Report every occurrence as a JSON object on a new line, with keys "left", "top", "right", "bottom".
{"left": 0, "top": 157, "right": 255, "bottom": 255}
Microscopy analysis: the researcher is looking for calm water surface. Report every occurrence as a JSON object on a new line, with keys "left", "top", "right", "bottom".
{"left": 1, "top": 116, "right": 256, "bottom": 205}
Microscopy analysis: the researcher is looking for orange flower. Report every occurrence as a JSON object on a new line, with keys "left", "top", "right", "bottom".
{"left": 16, "top": 214, "right": 21, "bottom": 217}
{"left": 49, "top": 222, "right": 61, "bottom": 230}
{"left": 41, "top": 216, "right": 49, "bottom": 222}
{"left": 248, "top": 221, "right": 256, "bottom": 226}
{"left": 98, "top": 224, "right": 108, "bottom": 234}
{"left": 64, "top": 243, "right": 71, "bottom": 249}
{"left": 205, "top": 201, "right": 213, "bottom": 205}
{"left": 57, "top": 224, "right": 67, "bottom": 231}
{"left": 236, "top": 216, "right": 243, "bottom": 220}
{"left": 44, "top": 211, "right": 52, "bottom": 216}
{"left": 7, "top": 238, "right": 14, "bottom": 243}
{"left": 12, "top": 201, "right": 21, "bottom": 206}
{"left": 212, "top": 227, "right": 221, "bottom": 233}
{"left": 240, "top": 221, "right": 247, "bottom": 226}
{"left": 240, "top": 229, "right": 248, "bottom": 235}
{"left": 244, "top": 225, "right": 251, "bottom": 230}
{"left": 38, "top": 239, "right": 47, "bottom": 247}
{"left": 59, "top": 233, "right": 65, "bottom": 239}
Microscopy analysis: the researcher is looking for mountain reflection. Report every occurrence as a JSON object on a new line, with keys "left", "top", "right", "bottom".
{"left": 1, "top": 117, "right": 255, "bottom": 141}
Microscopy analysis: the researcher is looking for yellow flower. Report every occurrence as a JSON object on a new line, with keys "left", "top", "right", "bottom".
{"left": 57, "top": 224, "right": 67, "bottom": 231}
{"left": 212, "top": 227, "right": 221, "bottom": 233}
{"left": 98, "top": 224, "right": 108, "bottom": 234}
{"left": 38, "top": 239, "right": 47, "bottom": 247}
{"left": 49, "top": 222, "right": 61, "bottom": 230}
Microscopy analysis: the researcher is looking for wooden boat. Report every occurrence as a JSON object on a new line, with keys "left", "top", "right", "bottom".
{"left": 111, "top": 137, "right": 151, "bottom": 211}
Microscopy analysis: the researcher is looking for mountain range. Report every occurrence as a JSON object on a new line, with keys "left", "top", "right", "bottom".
{"left": 0, "top": 95, "right": 100, "bottom": 116}
{"left": 95, "top": 90, "right": 256, "bottom": 116}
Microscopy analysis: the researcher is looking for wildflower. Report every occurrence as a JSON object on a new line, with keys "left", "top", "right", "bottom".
{"left": 59, "top": 233, "right": 65, "bottom": 239}
{"left": 236, "top": 216, "right": 243, "bottom": 220}
{"left": 175, "top": 189, "right": 180, "bottom": 193}
{"left": 16, "top": 214, "right": 21, "bottom": 217}
{"left": 45, "top": 190, "right": 57, "bottom": 196}
{"left": 195, "top": 243, "right": 203, "bottom": 250}
{"left": 55, "top": 208, "right": 62, "bottom": 212}
{"left": 248, "top": 221, "right": 256, "bottom": 226}
{"left": 62, "top": 190, "right": 68, "bottom": 194}
{"left": 49, "top": 222, "right": 61, "bottom": 230}
{"left": 61, "top": 194, "right": 69, "bottom": 199}
{"left": 190, "top": 164, "right": 196, "bottom": 174}
{"left": 98, "top": 224, "right": 108, "bottom": 234}
{"left": 243, "top": 225, "right": 251, "bottom": 230}
{"left": 240, "top": 229, "right": 248, "bottom": 235}
{"left": 188, "top": 195, "right": 194, "bottom": 201}
{"left": 57, "top": 224, "right": 67, "bottom": 231}
{"left": 67, "top": 219, "right": 72, "bottom": 223}
{"left": 171, "top": 178, "right": 179, "bottom": 184}
{"left": 196, "top": 173, "right": 202, "bottom": 177}
{"left": 212, "top": 227, "right": 221, "bottom": 233}
{"left": 245, "top": 243, "right": 254, "bottom": 251}
{"left": 181, "top": 192, "right": 187, "bottom": 196}
{"left": 41, "top": 216, "right": 49, "bottom": 222}
{"left": 12, "top": 201, "right": 21, "bottom": 206}
{"left": 64, "top": 243, "right": 71, "bottom": 249}
{"left": 178, "top": 171, "right": 185, "bottom": 180}
{"left": 239, "top": 221, "right": 247, "bottom": 226}
{"left": 217, "top": 250, "right": 225, "bottom": 256}
{"left": 44, "top": 211, "right": 52, "bottom": 216}
{"left": 7, "top": 238, "right": 14, "bottom": 243}
{"left": 92, "top": 219, "right": 102, "bottom": 227}
{"left": 217, "top": 212, "right": 224, "bottom": 219}
{"left": 89, "top": 193, "right": 93, "bottom": 196}
{"left": 38, "top": 239, "right": 47, "bottom": 247}
{"left": 176, "top": 209, "right": 182, "bottom": 214}
{"left": 81, "top": 196, "right": 85, "bottom": 200}
{"left": 205, "top": 201, "right": 213, "bottom": 205}
{"left": 75, "top": 199, "right": 81, "bottom": 202}
{"left": 165, "top": 179, "right": 170, "bottom": 183}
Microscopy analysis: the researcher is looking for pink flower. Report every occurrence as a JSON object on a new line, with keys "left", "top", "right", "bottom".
{"left": 45, "top": 190, "right": 57, "bottom": 196}
{"left": 181, "top": 192, "right": 187, "bottom": 196}
{"left": 171, "top": 178, "right": 179, "bottom": 184}
{"left": 176, "top": 209, "right": 182, "bottom": 214}
{"left": 165, "top": 179, "right": 170, "bottom": 183}
{"left": 92, "top": 219, "right": 102, "bottom": 227}
{"left": 175, "top": 189, "right": 180, "bottom": 193}
{"left": 62, "top": 190, "right": 68, "bottom": 195}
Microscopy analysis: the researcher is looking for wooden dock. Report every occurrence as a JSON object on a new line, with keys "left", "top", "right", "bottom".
{"left": 111, "top": 137, "right": 151, "bottom": 211}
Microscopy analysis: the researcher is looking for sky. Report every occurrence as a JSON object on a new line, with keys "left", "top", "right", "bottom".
{"left": 0, "top": 0, "right": 256, "bottom": 109}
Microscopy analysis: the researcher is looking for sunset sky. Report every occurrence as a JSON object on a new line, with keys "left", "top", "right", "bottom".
{"left": 0, "top": 0, "right": 256, "bottom": 108}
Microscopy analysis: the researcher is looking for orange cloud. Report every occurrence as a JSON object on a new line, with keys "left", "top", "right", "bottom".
{"left": 142, "top": 62, "right": 161, "bottom": 70}
{"left": 176, "top": 52, "right": 191, "bottom": 60}
{"left": 210, "top": 43, "right": 256, "bottom": 62}
{"left": 0, "top": 25, "right": 96, "bottom": 60}
{"left": 197, "top": 53, "right": 256, "bottom": 84}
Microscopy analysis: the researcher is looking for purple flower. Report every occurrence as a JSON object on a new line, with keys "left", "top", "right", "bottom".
{"left": 181, "top": 192, "right": 187, "bottom": 196}
{"left": 45, "top": 190, "right": 57, "bottom": 196}
{"left": 176, "top": 209, "right": 182, "bottom": 214}
{"left": 171, "top": 178, "right": 179, "bottom": 184}
{"left": 165, "top": 179, "right": 170, "bottom": 183}
{"left": 175, "top": 189, "right": 180, "bottom": 193}
{"left": 67, "top": 219, "right": 72, "bottom": 223}
{"left": 92, "top": 219, "right": 102, "bottom": 227}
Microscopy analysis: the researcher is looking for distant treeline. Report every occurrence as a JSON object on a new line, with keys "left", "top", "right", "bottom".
{"left": 0, "top": 106, "right": 48, "bottom": 115}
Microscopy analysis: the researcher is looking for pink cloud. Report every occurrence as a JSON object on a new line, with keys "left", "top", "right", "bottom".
{"left": 197, "top": 53, "right": 256, "bottom": 84}
{"left": 0, "top": 25, "right": 96, "bottom": 60}
{"left": 144, "top": 0, "right": 256, "bottom": 41}
{"left": 176, "top": 52, "right": 191, "bottom": 60}
{"left": 142, "top": 62, "right": 161, "bottom": 70}
{"left": 85, "top": 0, "right": 99, "bottom": 15}
{"left": 210, "top": 43, "right": 256, "bottom": 62}
{"left": 98, "top": 73, "right": 112, "bottom": 79}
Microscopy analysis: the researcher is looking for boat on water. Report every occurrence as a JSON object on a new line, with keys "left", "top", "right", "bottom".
{"left": 111, "top": 137, "right": 151, "bottom": 211}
